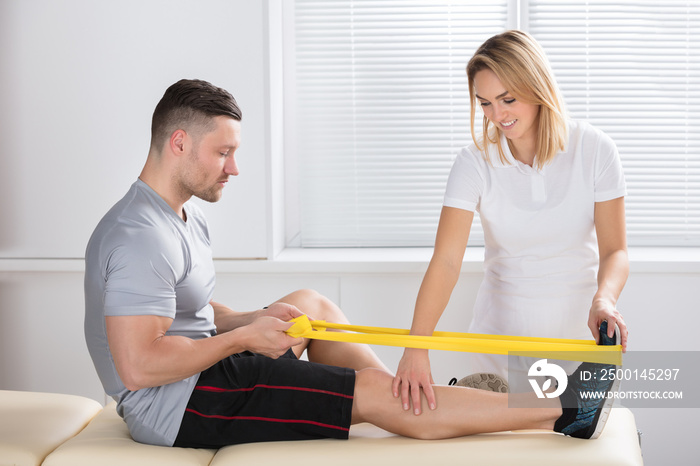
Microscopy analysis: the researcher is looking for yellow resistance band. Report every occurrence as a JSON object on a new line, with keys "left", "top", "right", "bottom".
{"left": 286, "top": 315, "right": 622, "bottom": 365}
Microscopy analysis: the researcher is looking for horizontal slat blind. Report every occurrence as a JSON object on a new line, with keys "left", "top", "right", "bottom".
{"left": 292, "top": 1, "right": 700, "bottom": 247}
{"left": 529, "top": 0, "right": 700, "bottom": 245}
{"left": 293, "top": 0, "right": 506, "bottom": 247}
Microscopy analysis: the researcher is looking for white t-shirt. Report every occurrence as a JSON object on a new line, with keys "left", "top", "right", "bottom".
{"left": 443, "top": 120, "right": 626, "bottom": 380}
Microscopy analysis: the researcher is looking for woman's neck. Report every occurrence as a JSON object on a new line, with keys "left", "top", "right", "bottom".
{"left": 507, "top": 137, "right": 537, "bottom": 167}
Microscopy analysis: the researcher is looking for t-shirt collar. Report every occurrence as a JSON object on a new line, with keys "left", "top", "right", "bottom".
{"left": 135, "top": 178, "right": 189, "bottom": 225}
{"left": 486, "top": 132, "right": 545, "bottom": 175}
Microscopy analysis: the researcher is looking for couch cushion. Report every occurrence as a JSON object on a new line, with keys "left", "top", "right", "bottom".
{"left": 210, "top": 407, "right": 643, "bottom": 466}
{"left": 42, "top": 402, "right": 215, "bottom": 466}
{"left": 0, "top": 390, "right": 102, "bottom": 466}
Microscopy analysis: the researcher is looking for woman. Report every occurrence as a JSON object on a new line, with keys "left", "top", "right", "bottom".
{"left": 392, "top": 30, "right": 629, "bottom": 415}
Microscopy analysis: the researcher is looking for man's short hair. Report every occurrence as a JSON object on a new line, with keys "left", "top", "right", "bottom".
{"left": 150, "top": 79, "right": 242, "bottom": 152}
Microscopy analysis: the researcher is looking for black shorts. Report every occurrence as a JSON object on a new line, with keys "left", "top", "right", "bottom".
{"left": 173, "top": 349, "right": 356, "bottom": 448}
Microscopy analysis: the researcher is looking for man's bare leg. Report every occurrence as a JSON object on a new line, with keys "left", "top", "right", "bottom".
{"left": 353, "top": 322, "right": 621, "bottom": 441}
{"left": 351, "top": 368, "right": 560, "bottom": 439}
{"left": 272, "top": 289, "right": 391, "bottom": 373}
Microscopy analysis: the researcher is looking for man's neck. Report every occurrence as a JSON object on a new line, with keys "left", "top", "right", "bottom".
{"left": 139, "top": 157, "right": 189, "bottom": 220}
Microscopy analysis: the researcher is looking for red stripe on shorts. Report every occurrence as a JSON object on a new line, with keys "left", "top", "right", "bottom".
{"left": 195, "top": 384, "right": 354, "bottom": 399}
{"left": 184, "top": 408, "right": 350, "bottom": 432}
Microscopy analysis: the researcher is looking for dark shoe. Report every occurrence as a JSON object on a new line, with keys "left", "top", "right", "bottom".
{"left": 553, "top": 321, "right": 621, "bottom": 439}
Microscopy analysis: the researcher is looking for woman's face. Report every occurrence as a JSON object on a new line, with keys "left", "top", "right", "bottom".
{"left": 473, "top": 68, "right": 540, "bottom": 158}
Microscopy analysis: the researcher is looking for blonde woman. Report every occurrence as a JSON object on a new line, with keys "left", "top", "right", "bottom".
{"left": 393, "top": 30, "right": 629, "bottom": 415}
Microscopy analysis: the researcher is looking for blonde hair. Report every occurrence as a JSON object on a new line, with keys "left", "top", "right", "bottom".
{"left": 466, "top": 30, "right": 567, "bottom": 169}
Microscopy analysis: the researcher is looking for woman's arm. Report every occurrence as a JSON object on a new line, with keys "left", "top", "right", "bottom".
{"left": 589, "top": 196, "right": 629, "bottom": 351}
{"left": 392, "top": 206, "right": 474, "bottom": 414}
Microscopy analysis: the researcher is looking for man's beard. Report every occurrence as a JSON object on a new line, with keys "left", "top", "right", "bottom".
{"left": 193, "top": 184, "right": 223, "bottom": 203}
{"left": 176, "top": 153, "right": 224, "bottom": 203}
{"left": 182, "top": 172, "right": 223, "bottom": 203}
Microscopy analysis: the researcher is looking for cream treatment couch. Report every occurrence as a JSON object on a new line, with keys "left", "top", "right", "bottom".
{"left": 1, "top": 389, "right": 644, "bottom": 466}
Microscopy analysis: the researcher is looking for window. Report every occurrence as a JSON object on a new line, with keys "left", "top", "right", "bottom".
{"left": 285, "top": 0, "right": 700, "bottom": 248}
{"left": 528, "top": 0, "right": 700, "bottom": 246}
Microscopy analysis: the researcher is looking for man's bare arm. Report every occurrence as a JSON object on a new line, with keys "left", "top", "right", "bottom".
{"left": 210, "top": 301, "right": 259, "bottom": 334}
{"left": 106, "top": 313, "right": 302, "bottom": 391}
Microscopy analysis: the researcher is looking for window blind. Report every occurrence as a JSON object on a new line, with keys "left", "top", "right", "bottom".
{"left": 529, "top": 0, "right": 700, "bottom": 246}
{"left": 290, "top": 0, "right": 700, "bottom": 247}
{"left": 292, "top": 0, "right": 507, "bottom": 247}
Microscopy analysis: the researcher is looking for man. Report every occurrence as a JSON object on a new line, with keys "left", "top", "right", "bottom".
{"left": 85, "top": 79, "right": 618, "bottom": 448}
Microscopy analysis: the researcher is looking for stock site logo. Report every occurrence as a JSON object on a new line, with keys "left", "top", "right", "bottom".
{"left": 528, "top": 359, "right": 568, "bottom": 399}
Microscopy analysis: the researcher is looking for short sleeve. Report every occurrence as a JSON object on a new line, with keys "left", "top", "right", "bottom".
{"left": 102, "top": 233, "right": 181, "bottom": 319}
{"left": 593, "top": 131, "right": 627, "bottom": 202}
{"left": 443, "top": 146, "right": 484, "bottom": 212}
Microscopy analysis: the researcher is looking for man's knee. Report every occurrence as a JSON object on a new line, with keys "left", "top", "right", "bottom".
{"left": 284, "top": 289, "right": 345, "bottom": 320}
{"left": 352, "top": 368, "right": 393, "bottom": 422}
{"left": 276, "top": 289, "right": 321, "bottom": 312}
{"left": 283, "top": 289, "right": 323, "bottom": 307}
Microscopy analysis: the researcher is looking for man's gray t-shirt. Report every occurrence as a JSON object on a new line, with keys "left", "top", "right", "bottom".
{"left": 84, "top": 179, "right": 217, "bottom": 446}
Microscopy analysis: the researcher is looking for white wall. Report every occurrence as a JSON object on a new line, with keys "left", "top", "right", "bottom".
{"left": 1, "top": 262, "right": 699, "bottom": 465}
{"left": 0, "top": 0, "right": 269, "bottom": 259}
{"left": 1, "top": 1, "right": 699, "bottom": 465}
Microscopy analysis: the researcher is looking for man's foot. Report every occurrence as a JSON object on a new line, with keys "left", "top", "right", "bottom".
{"left": 448, "top": 373, "right": 509, "bottom": 393}
{"left": 553, "top": 321, "right": 621, "bottom": 439}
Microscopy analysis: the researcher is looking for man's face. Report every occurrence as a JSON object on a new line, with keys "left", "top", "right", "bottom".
{"left": 179, "top": 116, "right": 241, "bottom": 203}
